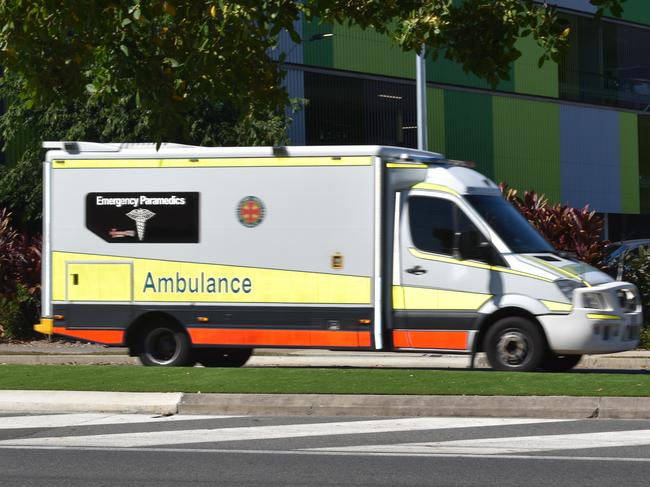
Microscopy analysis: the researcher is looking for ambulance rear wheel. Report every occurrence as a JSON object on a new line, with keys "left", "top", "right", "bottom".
{"left": 485, "top": 317, "right": 546, "bottom": 372}
{"left": 196, "top": 348, "right": 253, "bottom": 367}
{"left": 139, "top": 325, "right": 193, "bottom": 367}
{"left": 541, "top": 353, "right": 582, "bottom": 372}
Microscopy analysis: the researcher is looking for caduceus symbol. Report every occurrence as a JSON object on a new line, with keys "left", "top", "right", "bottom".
{"left": 126, "top": 208, "right": 156, "bottom": 241}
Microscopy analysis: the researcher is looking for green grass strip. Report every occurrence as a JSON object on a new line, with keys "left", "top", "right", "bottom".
{"left": 1, "top": 364, "right": 650, "bottom": 396}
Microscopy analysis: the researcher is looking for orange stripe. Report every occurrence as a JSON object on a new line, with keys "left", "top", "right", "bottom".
{"left": 392, "top": 330, "right": 468, "bottom": 350}
{"left": 188, "top": 328, "right": 372, "bottom": 348}
{"left": 52, "top": 327, "right": 125, "bottom": 345}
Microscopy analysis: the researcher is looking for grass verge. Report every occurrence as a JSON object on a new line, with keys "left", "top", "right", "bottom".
{"left": 0, "top": 364, "right": 649, "bottom": 396}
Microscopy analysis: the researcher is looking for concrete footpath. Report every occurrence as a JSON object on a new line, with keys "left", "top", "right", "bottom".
{"left": 1, "top": 342, "right": 650, "bottom": 419}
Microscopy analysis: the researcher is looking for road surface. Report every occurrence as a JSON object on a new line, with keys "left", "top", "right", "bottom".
{"left": 0, "top": 412, "right": 649, "bottom": 486}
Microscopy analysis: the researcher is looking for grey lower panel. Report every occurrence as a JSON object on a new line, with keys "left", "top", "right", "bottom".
{"left": 53, "top": 303, "right": 373, "bottom": 332}
{"left": 393, "top": 310, "right": 480, "bottom": 331}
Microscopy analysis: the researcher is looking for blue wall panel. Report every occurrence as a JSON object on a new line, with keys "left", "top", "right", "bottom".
{"left": 560, "top": 105, "right": 621, "bottom": 212}
{"left": 548, "top": 1, "right": 596, "bottom": 13}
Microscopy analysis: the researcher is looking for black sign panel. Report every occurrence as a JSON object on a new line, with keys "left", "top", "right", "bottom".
{"left": 86, "top": 192, "right": 199, "bottom": 243}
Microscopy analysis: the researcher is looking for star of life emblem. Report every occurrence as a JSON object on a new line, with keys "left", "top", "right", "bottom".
{"left": 126, "top": 208, "right": 156, "bottom": 241}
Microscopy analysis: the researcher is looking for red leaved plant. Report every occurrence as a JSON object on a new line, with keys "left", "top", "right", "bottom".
{"left": 0, "top": 208, "right": 40, "bottom": 296}
{"left": 500, "top": 184, "right": 608, "bottom": 269}
{"left": 0, "top": 208, "right": 41, "bottom": 339}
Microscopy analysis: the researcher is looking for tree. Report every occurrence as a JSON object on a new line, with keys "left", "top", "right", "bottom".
{"left": 0, "top": 70, "right": 292, "bottom": 225}
{"left": 0, "top": 1, "right": 626, "bottom": 144}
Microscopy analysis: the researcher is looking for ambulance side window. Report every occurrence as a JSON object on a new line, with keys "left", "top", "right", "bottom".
{"left": 409, "top": 197, "right": 454, "bottom": 256}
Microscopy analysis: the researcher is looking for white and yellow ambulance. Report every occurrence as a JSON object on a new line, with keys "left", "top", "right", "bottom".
{"left": 34, "top": 142, "right": 643, "bottom": 371}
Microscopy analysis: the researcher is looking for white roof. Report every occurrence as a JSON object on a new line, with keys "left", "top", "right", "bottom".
{"left": 42, "top": 141, "right": 444, "bottom": 162}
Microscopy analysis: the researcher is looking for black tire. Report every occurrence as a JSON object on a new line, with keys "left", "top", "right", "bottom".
{"left": 484, "top": 317, "right": 546, "bottom": 372}
{"left": 541, "top": 353, "right": 582, "bottom": 372}
{"left": 139, "top": 325, "right": 193, "bottom": 366}
{"left": 196, "top": 348, "right": 253, "bottom": 367}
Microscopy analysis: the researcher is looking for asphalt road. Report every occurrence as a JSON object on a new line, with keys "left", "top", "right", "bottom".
{"left": 0, "top": 413, "right": 649, "bottom": 486}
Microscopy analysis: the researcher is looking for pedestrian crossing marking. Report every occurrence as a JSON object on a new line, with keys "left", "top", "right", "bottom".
{"left": 0, "top": 417, "right": 565, "bottom": 448}
{"left": 307, "top": 429, "right": 650, "bottom": 455}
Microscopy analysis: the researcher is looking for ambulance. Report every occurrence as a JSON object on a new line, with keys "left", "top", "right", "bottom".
{"left": 34, "top": 142, "right": 643, "bottom": 371}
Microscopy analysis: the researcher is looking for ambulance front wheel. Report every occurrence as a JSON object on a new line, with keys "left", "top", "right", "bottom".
{"left": 139, "top": 325, "right": 194, "bottom": 367}
{"left": 484, "top": 317, "right": 546, "bottom": 372}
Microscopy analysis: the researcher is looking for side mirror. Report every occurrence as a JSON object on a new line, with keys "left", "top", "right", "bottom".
{"left": 458, "top": 231, "right": 491, "bottom": 262}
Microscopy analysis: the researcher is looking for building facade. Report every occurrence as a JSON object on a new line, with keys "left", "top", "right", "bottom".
{"left": 281, "top": 0, "right": 650, "bottom": 240}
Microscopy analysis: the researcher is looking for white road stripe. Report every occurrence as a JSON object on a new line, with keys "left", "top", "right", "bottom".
{"left": 0, "top": 417, "right": 565, "bottom": 448}
{"left": 308, "top": 429, "right": 650, "bottom": 455}
{"left": 0, "top": 413, "right": 235, "bottom": 430}
{"left": 0, "top": 444, "right": 649, "bottom": 463}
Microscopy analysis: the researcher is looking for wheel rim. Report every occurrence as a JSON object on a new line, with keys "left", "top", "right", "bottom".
{"left": 496, "top": 330, "right": 531, "bottom": 366}
{"left": 144, "top": 328, "right": 181, "bottom": 365}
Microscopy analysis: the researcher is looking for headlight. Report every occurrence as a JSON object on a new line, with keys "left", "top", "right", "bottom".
{"left": 555, "top": 279, "right": 584, "bottom": 301}
{"left": 617, "top": 288, "right": 638, "bottom": 313}
{"left": 581, "top": 292, "right": 606, "bottom": 310}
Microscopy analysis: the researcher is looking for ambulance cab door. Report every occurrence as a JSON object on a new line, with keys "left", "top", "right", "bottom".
{"left": 393, "top": 191, "right": 500, "bottom": 352}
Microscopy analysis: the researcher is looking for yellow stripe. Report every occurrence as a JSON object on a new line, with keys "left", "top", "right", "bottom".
{"left": 526, "top": 256, "right": 591, "bottom": 288}
{"left": 411, "top": 182, "right": 459, "bottom": 195}
{"left": 393, "top": 285, "right": 491, "bottom": 310}
{"left": 393, "top": 286, "right": 406, "bottom": 309}
{"left": 386, "top": 163, "right": 428, "bottom": 169}
{"left": 52, "top": 156, "right": 373, "bottom": 169}
{"left": 408, "top": 248, "right": 554, "bottom": 282}
{"left": 52, "top": 252, "right": 371, "bottom": 304}
{"left": 587, "top": 313, "right": 621, "bottom": 320}
{"left": 541, "top": 300, "right": 573, "bottom": 313}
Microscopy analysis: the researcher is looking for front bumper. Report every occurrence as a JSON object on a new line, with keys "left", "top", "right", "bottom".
{"left": 34, "top": 317, "right": 54, "bottom": 336}
{"left": 539, "top": 282, "right": 643, "bottom": 355}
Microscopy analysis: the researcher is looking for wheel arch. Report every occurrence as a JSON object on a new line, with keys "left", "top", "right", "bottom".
{"left": 473, "top": 306, "right": 549, "bottom": 355}
{"left": 125, "top": 311, "right": 188, "bottom": 356}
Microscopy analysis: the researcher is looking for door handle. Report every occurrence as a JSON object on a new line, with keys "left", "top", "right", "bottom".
{"left": 405, "top": 265, "right": 427, "bottom": 275}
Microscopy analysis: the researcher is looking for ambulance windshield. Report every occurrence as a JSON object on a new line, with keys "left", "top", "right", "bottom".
{"left": 465, "top": 194, "right": 554, "bottom": 254}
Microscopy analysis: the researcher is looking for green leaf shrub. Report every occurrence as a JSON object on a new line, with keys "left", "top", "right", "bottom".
{"left": 622, "top": 248, "right": 650, "bottom": 349}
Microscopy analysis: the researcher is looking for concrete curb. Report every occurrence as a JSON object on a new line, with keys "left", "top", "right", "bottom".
{"left": 177, "top": 393, "right": 650, "bottom": 419}
{"left": 2, "top": 390, "right": 650, "bottom": 419}
{"left": 0, "top": 390, "right": 181, "bottom": 415}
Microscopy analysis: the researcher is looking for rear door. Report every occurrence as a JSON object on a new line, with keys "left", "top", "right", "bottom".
{"left": 66, "top": 262, "right": 133, "bottom": 302}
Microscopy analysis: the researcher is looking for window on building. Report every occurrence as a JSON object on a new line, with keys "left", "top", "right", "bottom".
{"left": 304, "top": 72, "right": 417, "bottom": 148}
{"left": 559, "top": 12, "right": 650, "bottom": 110}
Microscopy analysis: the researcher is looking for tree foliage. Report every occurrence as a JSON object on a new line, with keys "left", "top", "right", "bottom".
{"left": 0, "top": 71, "right": 291, "bottom": 225}
{"left": 0, "top": 0, "right": 626, "bottom": 143}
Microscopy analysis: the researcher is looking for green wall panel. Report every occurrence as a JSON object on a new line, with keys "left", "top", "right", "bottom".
{"left": 514, "top": 35, "right": 559, "bottom": 98}
{"left": 492, "top": 97, "right": 561, "bottom": 202}
{"left": 426, "top": 55, "right": 514, "bottom": 93}
{"left": 302, "top": 18, "right": 333, "bottom": 67}
{"left": 331, "top": 24, "right": 413, "bottom": 78}
{"left": 443, "top": 90, "right": 494, "bottom": 178}
{"left": 619, "top": 112, "right": 640, "bottom": 213}
{"left": 638, "top": 115, "right": 650, "bottom": 214}
{"left": 427, "top": 87, "right": 445, "bottom": 154}
{"left": 617, "top": 1, "right": 650, "bottom": 25}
